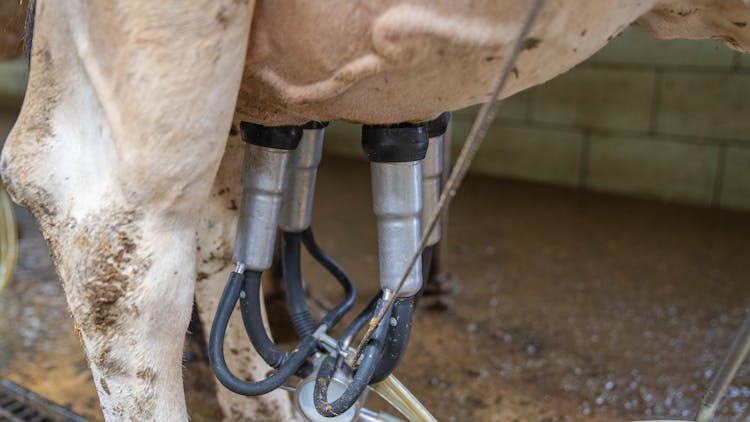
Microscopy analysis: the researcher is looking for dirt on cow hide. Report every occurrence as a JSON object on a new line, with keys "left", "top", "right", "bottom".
{"left": 1, "top": 156, "right": 750, "bottom": 421}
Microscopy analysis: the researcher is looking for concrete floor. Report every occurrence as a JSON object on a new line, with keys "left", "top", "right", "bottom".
{"left": 1, "top": 155, "right": 749, "bottom": 421}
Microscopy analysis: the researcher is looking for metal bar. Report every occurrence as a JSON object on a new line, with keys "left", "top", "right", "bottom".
{"left": 695, "top": 308, "right": 750, "bottom": 422}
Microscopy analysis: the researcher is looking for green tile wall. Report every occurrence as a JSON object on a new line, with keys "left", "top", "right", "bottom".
{"left": 720, "top": 147, "right": 750, "bottom": 210}
{"left": 0, "top": 59, "right": 25, "bottom": 111}
{"left": 531, "top": 68, "right": 655, "bottom": 131}
{"left": 657, "top": 73, "right": 750, "bottom": 141}
{"left": 451, "top": 119, "right": 583, "bottom": 187}
{"left": 587, "top": 135, "right": 719, "bottom": 204}
{"left": 738, "top": 51, "right": 750, "bottom": 69}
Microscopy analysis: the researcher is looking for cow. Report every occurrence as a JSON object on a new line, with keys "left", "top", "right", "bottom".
{"left": 1, "top": 0, "right": 749, "bottom": 420}
{"left": 0, "top": 2, "right": 27, "bottom": 60}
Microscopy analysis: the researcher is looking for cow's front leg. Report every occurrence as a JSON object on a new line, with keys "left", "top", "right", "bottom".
{"left": 0, "top": 0, "right": 254, "bottom": 420}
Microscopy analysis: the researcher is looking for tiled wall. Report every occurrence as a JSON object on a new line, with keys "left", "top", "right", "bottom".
{"left": 324, "top": 28, "right": 750, "bottom": 212}
{"left": 0, "top": 59, "right": 25, "bottom": 148}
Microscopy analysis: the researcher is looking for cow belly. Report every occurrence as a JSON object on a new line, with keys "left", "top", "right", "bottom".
{"left": 234, "top": 0, "right": 657, "bottom": 125}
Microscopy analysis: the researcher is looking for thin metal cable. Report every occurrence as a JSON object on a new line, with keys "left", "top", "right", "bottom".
{"left": 696, "top": 307, "right": 750, "bottom": 422}
{"left": 354, "top": 0, "right": 547, "bottom": 361}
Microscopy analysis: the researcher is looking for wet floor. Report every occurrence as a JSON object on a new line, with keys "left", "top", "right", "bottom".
{"left": 1, "top": 155, "right": 749, "bottom": 421}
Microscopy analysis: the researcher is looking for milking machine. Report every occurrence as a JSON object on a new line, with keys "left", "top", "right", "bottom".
{"left": 421, "top": 112, "right": 450, "bottom": 279}
{"left": 208, "top": 115, "right": 448, "bottom": 421}
{"left": 205, "top": 111, "right": 750, "bottom": 422}
{"left": 203, "top": 1, "right": 750, "bottom": 419}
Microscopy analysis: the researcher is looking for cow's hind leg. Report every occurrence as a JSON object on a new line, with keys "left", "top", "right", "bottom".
{"left": 194, "top": 123, "right": 298, "bottom": 421}
{"left": 1, "top": 1, "right": 254, "bottom": 419}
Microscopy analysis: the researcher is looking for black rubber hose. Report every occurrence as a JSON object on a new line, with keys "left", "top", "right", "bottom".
{"left": 370, "top": 246, "right": 432, "bottom": 383}
{"left": 370, "top": 295, "right": 417, "bottom": 383}
{"left": 239, "top": 270, "right": 288, "bottom": 368}
{"left": 313, "top": 301, "right": 392, "bottom": 417}
{"left": 416, "top": 246, "right": 434, "bottom": 303}
{"left": 282, "top": 232, "right": 316, "bottom": 337}
{"left": 208, "top": 271, "right": 318, "bottom": 396}
{"left": 301, "top": 228, "right": 356, "bottom": 328}
{"left": 339, "top": 246, "right": 432, "bottom": 351}
{"left": 421, "top": 246, "right": 433, "bottom": 294}
{"left": 339, "top": 293, "right": 380, "bottom": 348}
